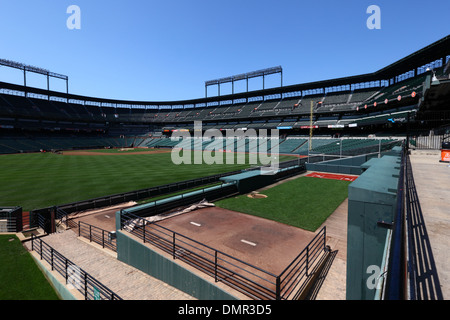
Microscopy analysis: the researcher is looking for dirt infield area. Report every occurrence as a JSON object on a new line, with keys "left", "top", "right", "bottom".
{"left": 67, "top": 202, "right": 137, "bottom": 231}
{"left": 68, "top": 202, "right": 317, "bottom": 276}
{"left": 155, "top": 206, "right": 317, "bottom": 276}
{"left": 62, "top": 148, "right": 171, "bottom": 156}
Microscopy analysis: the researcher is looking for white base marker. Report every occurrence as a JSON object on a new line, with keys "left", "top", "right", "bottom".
{"left": 190, "top": 222, "right": 201, "bottom": 227}
{"left": 241, "top": 239, "right": 257, "bottom": 246}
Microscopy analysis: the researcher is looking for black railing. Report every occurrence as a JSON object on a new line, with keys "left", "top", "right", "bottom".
{"left": 383, "top": 142, "right": 443, "bottom": 300}
{"left": 124, "top": 182, "right": 239, "bottom": 217}
{"left": 404, "top": 155, "right": 443, "bottom": 300}
{"left": 30, "top": 234, "right": 122, "bottom": 300}
{"left": 120, "top": 210, "right": 327, "bottom": 300}
{"left": 384, "top": 143, "right": 406, "bottom": 299}
{"left": 0, "top": 206, "right": 22, "bottom": 232}
{"left": 277, "top": 226, "right": 328, "bottom": 300}
{"left": 78, "top": 221, "right": 117, "bottom": 252}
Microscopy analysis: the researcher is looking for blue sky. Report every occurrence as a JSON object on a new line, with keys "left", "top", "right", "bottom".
{"left": 0, "top": 0, "right": 449, "bottom": 102}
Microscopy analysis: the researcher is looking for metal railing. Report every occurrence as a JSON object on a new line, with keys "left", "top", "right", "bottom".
{"left": 308, "top": 139, "right": 403, "bottom": 158}
{"left": 124, "top": 182, "right": 238, "bottom": 217}
{"left": 383, "top": 143, "right": 406, "bottom": 299}
{"left": 410, "top": 135, "right": 444, "bottom": 150}
{"left": 30, "top": 234, "right": 122, "bottom": 300}
{"left": 404, "top": 155, "right": 443, "bottom": 300}
{"left": 119, "top": 210, "right": 327, "bottom": 300}
{"left": 78, "top": 221, "right": 117, "bottom": 252}
{"left": 0, "top": 206, "right": 22, "bottom": 232}
{"left": 382, "top": 143, "right": 443, "bottom": 300}
{"left": 0, "top": 216, "right": 16, "bottom": 233}
{"left": 277, "top": 226, "right": 328, "bottom": 300}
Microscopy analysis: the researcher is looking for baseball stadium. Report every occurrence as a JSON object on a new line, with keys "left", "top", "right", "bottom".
{"left": 1, "top": 25, "right": 449, "bottom": 302}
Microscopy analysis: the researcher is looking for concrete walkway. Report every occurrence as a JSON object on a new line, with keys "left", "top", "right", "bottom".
{"left": 310, "top": 198, "right": 348, "bottom": 300}
{"left": 24, "top": 230, "right": 195, "bottom": 300}
{"left": 310, "top": 151, "right": 450, "bottom": 300}
{"left": 409, "top": 150, "right": 450, "bottom": 299}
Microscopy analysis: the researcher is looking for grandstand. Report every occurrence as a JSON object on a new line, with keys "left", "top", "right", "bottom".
{"left": 1, "top": 36, "right": 449, "bottom": 150}
{"left": 1, "top": 35, "right": 449, "bottom": 301}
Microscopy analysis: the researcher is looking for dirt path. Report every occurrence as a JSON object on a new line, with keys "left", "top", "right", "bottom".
{"left": 62, "top": 149, "right": 171, "bottom": 156}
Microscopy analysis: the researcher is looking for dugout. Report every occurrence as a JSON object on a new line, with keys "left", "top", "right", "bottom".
{"left": 346, "top": 154, "right": 402, "bottom": 300}
{"left": 219, "top": 170, "right": 275, "bottom": 194}
{"left": 305, "top": 154, "right": 379, "bottom": 175}
{"left": 219, "top": 164, "right": 304, "bottom": 194}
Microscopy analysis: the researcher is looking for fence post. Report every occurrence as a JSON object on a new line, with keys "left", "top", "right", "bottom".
{"left": 89, "top": 225, "right": 92, "bottom": 242}
{"left": 51, "top": 248, "right": 54, "bottom": 271}
{"left": 306, "top": 246, "right": 309, "bottom": 276}
{"left": 214, "top": 251, "right": 218, "bottom": 282}
{"left": 173, "top": 232, "right": 176, "bottom": 259}
{"left": 102, "top": 229, "right": 105, "bottom": 248}
{"left": 379, "top": 140, "right": 381, "bottom": 158}
{"left": 40, "top": 240, "right": 42, "bottom": 260}
{"left": 65, "top": 258, "right": 68, "bottom": 284}
{"left": 276, "top": 276, "right": 281, "bottom": 300}
{"left": 78, "top": 221, "right": 81, "bottom": 237}
{"left": 143, "top": 220, "right": 146, "bottom": 243}
{"left": 84, "top": 272, "right": 88, "bottom": 300}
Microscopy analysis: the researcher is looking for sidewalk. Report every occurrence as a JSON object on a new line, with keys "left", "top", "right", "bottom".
{"left": 409, "top": 151, "right": 450, "bottom": 299}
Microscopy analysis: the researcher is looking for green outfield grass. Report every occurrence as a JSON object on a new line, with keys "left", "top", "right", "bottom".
{"left": 215, "top": 176, "right": 351, "bottom": 232}
{"left": 0, "top": 151, "right": 296, "bottom": 211}
{"left": 0, "top": 235, "right": 59, "bottom": 300}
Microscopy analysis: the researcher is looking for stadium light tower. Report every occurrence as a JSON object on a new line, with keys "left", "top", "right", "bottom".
{"left": 308, "top": 100, "right": 322, "bottom": 153}
{"left": 309, "top": 100, "right": 314, "bottom": 151}
{"left": 205, "top": 66, "right": 283, "bottom": 98}
{"left": 0, "top": 59, "right": 69, "bottom": 99}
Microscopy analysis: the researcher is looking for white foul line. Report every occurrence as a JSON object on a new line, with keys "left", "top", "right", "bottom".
{"left": 241, "top": 239, "right": 257, "bottom": 247}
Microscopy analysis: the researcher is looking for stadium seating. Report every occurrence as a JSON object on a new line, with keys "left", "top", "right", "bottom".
{"left": 277, "top": 138, "right": 308, "bottom": 154}
{"left": 0, "top": 58, "right": 430, "bottom": 156}
{"left": 0, "top": 132, "right": 136, "bottom": 153}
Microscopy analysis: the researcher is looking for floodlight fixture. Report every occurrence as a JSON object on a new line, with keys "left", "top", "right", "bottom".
{"left": 0, "top": 58, "right": 69, "bottom": 97}
{"left": 205, "top": 66, "right": 283, "bottom": 97}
